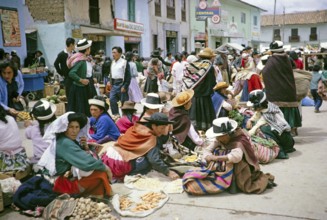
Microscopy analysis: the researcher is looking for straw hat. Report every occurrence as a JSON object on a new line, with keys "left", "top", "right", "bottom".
{"left": 31, "top": 99, "right": 57, "bottom": 121}
{"left": 206, "top": 117, "right": 238, "bottom": 138}
{"left": 198, "top": 47, "right": 216, "bottom": 59}
{"left": 172, "top": 89, "right": 194, "bottom": 107}
{"left": 88, "top": 96, "right": 109, "bottom": 111}
{"left": 76, "top": 39, "right": 92, "bottom": 51}
{"left": 213, "top": 82, "right": 229, "bottom": 91}
{"left": 141, "top": 93, "right": 164, "bottom": 109}
{"left": 121, "top": 101, "right": 136, "bottom": 110}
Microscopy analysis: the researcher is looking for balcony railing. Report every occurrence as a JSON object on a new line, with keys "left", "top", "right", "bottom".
{"left": 289, "top": 35, "right": 300, "bottom": 42}
{"left": 309, "top": 34, "right": 317, "bottom": 41}
{"left": 155, "top": 3, "right": 161, "bottom": 17}
{"left": 167, "top": 6, "right": 175, "bottom": 20}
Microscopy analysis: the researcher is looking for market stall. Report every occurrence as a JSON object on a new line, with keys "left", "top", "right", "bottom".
{"left": 22, "top": 72, "right": 48, "bottom": 100}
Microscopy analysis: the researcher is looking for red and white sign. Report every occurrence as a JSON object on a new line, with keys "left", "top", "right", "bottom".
{"left": 211, "top": 14, "right": 221, "bottom": 24}
{"left": 114, "top": 18, "right": 144, "bottom": 34}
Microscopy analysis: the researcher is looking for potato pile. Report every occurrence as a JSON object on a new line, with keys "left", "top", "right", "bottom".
{"left": 130, "top": 192, "right": 166, "bottom": 212}
{"left": 69, "top": 197, "right": 118, "bottom": 220}
{"left": 17, "top": 111, "right": 31, "bottom": 121}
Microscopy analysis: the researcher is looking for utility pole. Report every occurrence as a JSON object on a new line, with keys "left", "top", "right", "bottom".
{"left": 272, "top": 0, "right": 277, "bottom": 41}
{"left": 283, "top": 6, "right": 285, "bottom": 42}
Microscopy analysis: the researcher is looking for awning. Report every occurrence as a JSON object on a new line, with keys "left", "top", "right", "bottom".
{"left": 25, "top": 28, "right": 37, "bottom": 34}
{"left": 80, "top": 26, "right": 141, "bottom": 37}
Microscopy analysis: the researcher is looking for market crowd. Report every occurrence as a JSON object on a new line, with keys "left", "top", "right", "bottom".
{"left": 0, "top": 38, "right": 327, "bottom": 216}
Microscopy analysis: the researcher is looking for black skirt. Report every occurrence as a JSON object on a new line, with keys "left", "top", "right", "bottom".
{"left": 144, "top": 76, "right": 158, "bottom": 93}
{"left": 189, "top": 95, "right": 215, "bottom": 131}
{"left": 68, "top": 79, "right": 97, "bottom": 117}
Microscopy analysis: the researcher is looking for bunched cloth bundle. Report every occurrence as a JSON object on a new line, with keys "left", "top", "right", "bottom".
{"left": 182, "top": 149, "right": 233, "bottom": 195}
{"left": 182, "top": 60, "right": 212, "bottom": 90}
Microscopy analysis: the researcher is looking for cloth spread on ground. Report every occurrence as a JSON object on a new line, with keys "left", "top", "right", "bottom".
{"left": 112, "top": 190, "right": 169, "bottom": 217}
{"left": 262, "top": 54, "right": 298, "bottom": 107}
{"left": 115, "top": 123, "right": 157, "bottom": 162}
{"left": 124, "top": 170, "right": 183, "bottom": 194}
{"left": 169, "top": 107, "right": 191, "bottom": 144}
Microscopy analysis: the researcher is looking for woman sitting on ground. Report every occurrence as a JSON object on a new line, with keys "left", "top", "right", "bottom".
{"left": 203, "top": 117, "right": 276, "bottom": 194}
{"left": 116, "top": 101, "right": 139, "bottom": 134}
{"left": 25, "top": 100, "right": 57, "bottom": 164}
{"left": 246, "top": 90, "right": 295, "bottom": 159}
{"left": 102, "top": 113, "right": 179, "bottom": 182}
{"left": 38, "top": 112, "right": 112, "bottom": 198}
{"left": 139, "top": 93, "right": 164, "bottom": 121}
{"left": 211, "top": 81, "right": 234, "bottom": 118}
{"left": 169, "top": 90, "right": 203, "bottom": 151}
{"left": 88, "top": 96, "right": 120, "bottom": 143}
{"left": 0, "top": 105, "right": 30, "bottom": 175}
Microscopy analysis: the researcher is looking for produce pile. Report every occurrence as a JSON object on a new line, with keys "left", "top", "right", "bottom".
{"left": 45, "top": 95, "right": 67, "bottom": 104}
{"left": 17, "top": 111, "right": 31, "bottom": 121}
{"left": 69, "top": 197, "right": 118, "bottom": 220}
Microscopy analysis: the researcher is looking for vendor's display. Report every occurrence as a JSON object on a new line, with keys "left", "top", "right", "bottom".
{"left": 112, "top": 190, "right": 168, "bottom": 217}
{"left": 16, "top": 111, "right": 32, "bottom": 121}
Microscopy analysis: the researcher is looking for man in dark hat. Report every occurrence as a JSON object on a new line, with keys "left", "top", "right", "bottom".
{"left": 34, "top": 50, "right": 46, "bottom": 67}
{"left": 106, "top": 112, "right": 180, "bottom": 180}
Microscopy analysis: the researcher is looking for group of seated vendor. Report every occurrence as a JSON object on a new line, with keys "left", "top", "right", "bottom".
{"left": 1, "top": 84, "right": 293, "bottom": 198}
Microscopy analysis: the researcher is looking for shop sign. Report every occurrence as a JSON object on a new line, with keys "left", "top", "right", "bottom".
{"left": 114, "top": 18, "right": 144, "bottom": 34}
{"left": 196, "top": 0, "right": 221, "bottom": 22}
{"left": 166, "top": 31, "right": 177, "bottom": 38}
{"left": 124, "top": 36, "right": 141, "bottom": 43}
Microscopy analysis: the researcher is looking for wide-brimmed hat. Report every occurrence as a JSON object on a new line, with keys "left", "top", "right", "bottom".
{"left": 158, "top": 91, "right": 172, "bottom": 103}
{"left": 213, "top": 82, "right": 229, "bottom": 91}
{"left": 32, "top": 99, "right": 57, "bottom": 121}
{"left": 76, "top": 39, "right": 92, "bottom": 51}
{"left": 186, "top": 55, "right": 198, "bottom": 63}
{"left": 143, "top": 112, "right": 174, "bottom": 125}
{"left": 247, "top": 90, "right": 267, "bottom": 108}
{"left": 215, "top": 48, "right": 229, "bottom": 55}
{"left": 269, "top": 40, "right": 284, "bottom": 52}
{"left": 35, "top": 50, "right": 43, "bottom": 56}
{"left": 151, "top": 50, "right": 161, "bottom": 58}
{"left": 256, "top": 55, "right": 270, "bottom": 71}
{"left": 88, "top": 96, "right": 109, "bottom": 111}
{"left": 206, "top": 117, "right": 238, "bottom": 138}
{"left": 172, "top": 90, "right": 194, "bottom": 107}
{"left": 198, "top": 48, "right": 217, "bottom": 59}
{"left": 94, "top": 55, "right": 103, "bottom": 60}
{"left": 121, "top": 101, "right": 137, "bottom": 110}
{"left": 141, "top": 93, "right": 164, "bottom": 109}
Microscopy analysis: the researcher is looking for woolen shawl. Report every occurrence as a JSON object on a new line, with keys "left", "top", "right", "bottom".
{"left": 168, "top": 107, "right": 191, "bottom": 143}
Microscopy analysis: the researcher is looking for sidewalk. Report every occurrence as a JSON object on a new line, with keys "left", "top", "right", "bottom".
{"left": 1, "top": 103, "right": 327, "bottom": 220}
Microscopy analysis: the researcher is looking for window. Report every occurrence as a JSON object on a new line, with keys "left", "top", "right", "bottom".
{"left": 167, "top": 0, "right": 175, "bottom": 20}
{"left": 289, "top": 28, "right": 299, "bottom": 42}
{"left": 253, "top": 16, "right": 257, "bottom": 26}
{"left": 89, "top": 0, "right": 100, "bottom": 24}
{"left": 310, "top": 27, "right": 317, "bottom": 41}
{"left": 182, "top": 38, "right": 187, "bottom": 52}
{"left": 155, "top": 0, "right": 161, "bottom": 17}
{"left": 128, "top": 0, "right": 135, "bottom": 22}
{"left": 241, "top": 12, "right": 246, "bottom": 24}
{"left": 273, "top": 29, "right": 281, "bottom": 41}
{"left": 181, "top": 0, "right": 186, "bottom": 22}
{"left": 153, "top": 35, "right": 158, "bottom": 50}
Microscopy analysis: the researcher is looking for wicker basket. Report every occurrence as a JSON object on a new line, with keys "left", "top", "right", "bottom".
{"left": 55, "top": 102, "right": 66, "bottom": 116}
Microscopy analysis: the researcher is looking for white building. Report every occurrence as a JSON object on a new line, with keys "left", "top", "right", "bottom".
{"left": 148, "top": 0, "right": 191, "bottom": 56}
{"left": 261, "top": 10, "right": 327, "bottom": 49}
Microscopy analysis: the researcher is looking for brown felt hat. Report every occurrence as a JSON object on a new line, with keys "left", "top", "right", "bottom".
{"left": 121, "top": 101, "right": 136, "bottom": 110}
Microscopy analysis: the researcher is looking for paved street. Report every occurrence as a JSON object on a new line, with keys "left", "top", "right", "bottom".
{"left": 1, "top": 102, "right": 327, "bottom": 220}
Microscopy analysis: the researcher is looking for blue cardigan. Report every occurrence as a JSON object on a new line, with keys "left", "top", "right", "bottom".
{"left": 0, "top": 74, "right": 24, "bottom": 111}
{"left": 90, "top": 113, "right": 120, "bottom": 141}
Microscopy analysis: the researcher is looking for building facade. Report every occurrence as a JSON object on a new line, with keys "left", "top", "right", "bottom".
{"left": 261, "top": 10, "right": 327, "bottom": 49}
{"left": 24, "top": 0, "right": 147, "bottom": 70}
{"left": 0, "top": 0, "right": 27, "bottom": 63}
{"left": 190, "top": 0, "right": 265, "bottom": 52}
{"left": 148, "top": 0, "right": 191, "bottom": 56}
